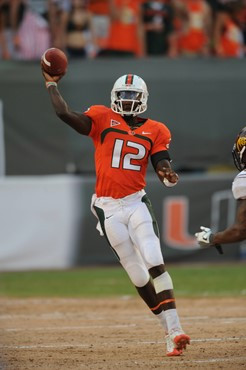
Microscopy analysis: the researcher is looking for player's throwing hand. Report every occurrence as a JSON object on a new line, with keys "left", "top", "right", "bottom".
{"left": 41, "top": 69, "right": 62, "bottom": 83}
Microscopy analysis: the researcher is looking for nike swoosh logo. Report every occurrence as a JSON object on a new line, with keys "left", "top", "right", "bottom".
{"left": 105, "top": 215, "right": 113, "bottom": 219}
{"left": 142, "top": 132, "right": 151, "bottom": 135}
{"left": 202, "top": 236, "right": 208, "bottom": 241}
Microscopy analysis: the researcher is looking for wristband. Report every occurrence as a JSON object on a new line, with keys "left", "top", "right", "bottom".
{"left": 163, "top": 178, "right": 177, "bottom": 187}
{"left": 209, "top": 233, "right": 215, "bottom": 244}
{"left": 46, "top": 81, "right": 57, "bottom": 89}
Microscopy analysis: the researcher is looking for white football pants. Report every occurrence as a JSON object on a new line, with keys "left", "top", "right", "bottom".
{"left": 91, "top": 190, "right": 164, "bottom": 287}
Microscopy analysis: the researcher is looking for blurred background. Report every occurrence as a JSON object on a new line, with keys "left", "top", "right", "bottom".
{"left": 0, "top": 0, "right": 246, "bottom": 271}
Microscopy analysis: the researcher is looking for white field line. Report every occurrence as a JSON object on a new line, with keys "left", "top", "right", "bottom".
{"left": 1, "top": 336, "right": 246, "bottom": 349}
{"left": 1, "top": 316, "right": 246, "bottom": 331}
{"left": 0, "top": 313, "right": 245, "bottom": 322}
{"left": 159, "top": 357, "right": 246, "bottom": 364}
{"left": 142, "top": 337, "right": 246, "bottom": 344}
{"left": 3, "top": 324, "right": 137, "bottom": 332}
{"left": 2, "top": 325, "right": 246, "bottom": 335}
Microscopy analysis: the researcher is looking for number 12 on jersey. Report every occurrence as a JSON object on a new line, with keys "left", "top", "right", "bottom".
{"left": 111, "top": 139, "right": 146, "bottom": 171}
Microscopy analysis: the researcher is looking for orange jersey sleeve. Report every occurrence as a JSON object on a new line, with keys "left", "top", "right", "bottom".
{"left": 84, "top": 106, "right": 172, "bottom": 198}
{"left": 149, "top": 120, "right": 171, "bottom": 155}
{"left": 84, "top": 105, "right": 109, "bottom": 141}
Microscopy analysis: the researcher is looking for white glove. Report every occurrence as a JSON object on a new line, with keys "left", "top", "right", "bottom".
{"left": 195, "top": 226, "right": 214, "bottom": 248}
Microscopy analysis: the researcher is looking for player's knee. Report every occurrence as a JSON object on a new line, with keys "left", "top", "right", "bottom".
{"left": 121, "top": 258, "right": 149, "bottom": 287}
{"left": 141, "top": 239, "right": 164, "bottom": 269}
{"left": 144, "top": 249, "right": 164, "bottom": 269}
{"left": 132, "top": 222, "right": 163, "bottom": 268}
{"left": 128, "top": 263, "right": 149, "bottom": 287}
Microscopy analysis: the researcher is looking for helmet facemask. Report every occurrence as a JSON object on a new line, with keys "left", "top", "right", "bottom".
{"left": 113, "top": 90, "right": 145, "bottom": 116}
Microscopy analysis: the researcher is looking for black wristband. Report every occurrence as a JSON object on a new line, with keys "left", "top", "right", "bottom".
{"left": 209, "top": 233, "right": 215, "bottom": 244}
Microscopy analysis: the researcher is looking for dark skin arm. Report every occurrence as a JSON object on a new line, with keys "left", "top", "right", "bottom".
{"left": 42, "top": 70, "right": 92, "bottom": 135}
{"left": 156, "top": 159, "right": 179, "bottom": 184}
{"left": 211, "top": 199, "right": 246, "bottom": 244}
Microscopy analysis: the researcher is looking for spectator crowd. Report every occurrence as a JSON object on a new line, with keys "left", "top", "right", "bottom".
{"left": 0, "top": 0, "right": 246, "bottom": 60}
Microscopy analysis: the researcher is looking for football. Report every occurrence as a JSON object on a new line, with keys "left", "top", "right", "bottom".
{"left": 41, "top": 48, "right": 68, "bottom": 76}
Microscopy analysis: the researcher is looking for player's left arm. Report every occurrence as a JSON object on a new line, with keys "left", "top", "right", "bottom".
{"left": 156, "top": 159, "right": 179, "bottom": 186}
{"left": 151, "top": 152, "right": 179, "bottom": 186}
{"left": 150, "top": 124, "right": 178, "bottom": 186}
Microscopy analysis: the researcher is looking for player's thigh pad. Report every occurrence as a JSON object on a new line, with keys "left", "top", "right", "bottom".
{"left": 116, "top": 241, "right": 150, "bottom": 287}
{"left": 104, "top": 216, "right": 130, "bottom": 247}
{"left": 104, "top": 216, "right": 149, "bottom": 287}
{"left": 129, "top": 203, "right": 164, "bottom": 269}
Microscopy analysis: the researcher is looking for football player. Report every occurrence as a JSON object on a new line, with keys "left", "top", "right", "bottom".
{"left": 42, "top": 69, "right": 190, "bottom": 357}
{"left": 195, "top": 127, "right": 246, "bottom": 247}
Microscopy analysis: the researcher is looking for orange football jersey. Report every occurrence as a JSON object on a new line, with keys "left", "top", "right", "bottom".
{"left": 84, "top": 105, "right": 171, "bottom": 198}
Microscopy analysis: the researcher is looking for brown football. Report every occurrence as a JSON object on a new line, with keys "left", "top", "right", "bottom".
{"left": 41, "top": 48, "right": 68, "bottom": 76}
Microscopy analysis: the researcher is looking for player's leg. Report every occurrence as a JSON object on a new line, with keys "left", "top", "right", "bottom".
{"left": 93, "top": 203, "right": 159, "bottom": 309}
{"left": 148, "top": 264, "right": 190, "bottom": 351}
{"left": 129, "top": 195, "right": 190, "bottom": 352}
{"left": 92, "top": 199, "right": 185, "bottom": 355}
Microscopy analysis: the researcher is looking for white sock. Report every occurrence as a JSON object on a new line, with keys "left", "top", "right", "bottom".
{"left": 156, "top": 311, "right": 168, "bottom": 334}
{"left": 164, "top": 308, "right": 182, "bottom": 334}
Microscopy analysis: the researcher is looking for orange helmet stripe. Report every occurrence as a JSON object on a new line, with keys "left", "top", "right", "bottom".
{"left": 125, "top": 74, "right": 134, "bottom": 85}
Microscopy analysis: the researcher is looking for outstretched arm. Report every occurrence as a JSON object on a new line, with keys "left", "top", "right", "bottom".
{"left": 212, "top": 199, "right": 246, "bottom": 244}
{"left": 42, "top": 70, "right": 92, "bottom": 136}
{"left": 195, "top": 199, "right": 246, "bottom": 247}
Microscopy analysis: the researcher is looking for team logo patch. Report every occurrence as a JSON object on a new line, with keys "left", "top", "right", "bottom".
{"left": 110, "top": 119, "right": 121, "bottom": 127}
{"left": 128, "top": 130, "right": 135, "bottom": 135}
{"left": 237, "top": 137, "right": 246, "bottom": 150}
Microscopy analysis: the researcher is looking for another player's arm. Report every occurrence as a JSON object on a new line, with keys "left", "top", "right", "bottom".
{"left": 195, "top": 199, "right": 246, "bottom": 248}
{"left": 42, "top": 70, "right": 92, "bottom": 136}
{"left": 211, "top": 199, "right": 246, "bottom": 244}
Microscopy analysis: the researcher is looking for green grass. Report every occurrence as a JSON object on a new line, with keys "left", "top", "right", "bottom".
{"left": 0, "top": 264, "right": 245, "bottom": 298}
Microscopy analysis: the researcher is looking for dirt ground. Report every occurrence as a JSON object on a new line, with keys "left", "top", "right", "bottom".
{"left": 0, "top": 297, "right": 245, "bottom": 370}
